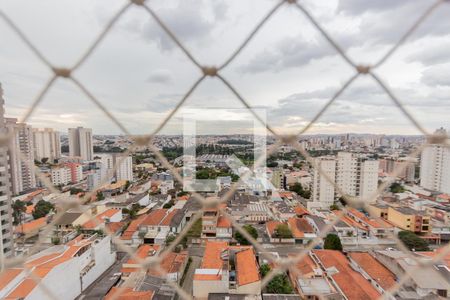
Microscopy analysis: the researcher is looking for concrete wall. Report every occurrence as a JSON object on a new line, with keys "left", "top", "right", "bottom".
{"left": 81, "top": 236, "right": 116, "bottom": 290}
{"left": 193, "top": 279, "right": 228, "bottom": 299}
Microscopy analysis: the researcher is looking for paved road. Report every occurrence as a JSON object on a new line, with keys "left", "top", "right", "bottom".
{"left": 188, "top": 245, "right": 205, "bottom": 257}
{"left": 182, "top": 256, "right": 201, "bottom": 296}
{"left": 77, "top": 252, "right": 128, "bottom": 300}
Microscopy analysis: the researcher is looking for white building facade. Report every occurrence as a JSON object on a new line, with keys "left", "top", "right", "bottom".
{"left": 114, "top": 155, "right": 133, "bottom": 182}
{"left": 0, "top": 84, "right": 13, "bottom": 259}
{"left": 6, "top": 118, "right": 36, "bottom": 195}
{"left": 420, "top": 128, "right": 450, "bottom": 194}
{"left": 310, "top": 152, "right": 379, "bottom": 208}
{"left": 32, "top": 128, "right": 61, "bottom": 162}
{"left": 310, "top": 157, "right": 336, "bottom": 209}
{"left": 68, "top": 127, "right": 93, "bottom": 161}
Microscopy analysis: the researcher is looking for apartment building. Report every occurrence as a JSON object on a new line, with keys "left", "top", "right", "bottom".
{"left": 32, "top": 128, "right": 61, "bottom": 162}
{"left": 68, "top": 127, "right": 93, "bottom": 161}
{"left": 387, "top": 206, "right": 431, "bottom": 233}
{"left": 51, "top": 163, "right": 83, "bottom": 186}
{"left": 336, "top": 152, "right": 379, "bottom": 202}
{"left": 420, "top": 128, "right": 450, "bottom": 194}
{"left": 113, "top": 154, "right": 133, "bottom": 182}
{"left": 310, "top": 152, "right": 379, "bottom": 209}
{"left": 310, "top": 157, "right": 336, "bottom": 210}
{"left": 379, "top": 158, "right": 415, "bottom": 182}
{"left": 6, "top": 118, "right": 36, "bottom": 195}
{"left": 0, "top": 84, "right": 13, "bottom": 259}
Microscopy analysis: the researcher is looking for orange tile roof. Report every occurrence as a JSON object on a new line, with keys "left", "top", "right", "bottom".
{"left": 121, "top": 214, "right": 147, "bottom": 240}
{"left": 313, "top": 250, "right": 380, "bottom": 300}
{"left": 23, "top": 189, "right": 44, "bottom": 202}
{"left": 151, "top": 251, "right": 188, "bottom": 277}
{"left": 0, "top": 269, "right": 22, "bottom": 290}
{"left": 178, "top": 195, "right": 189, "bottom": 201}
{"left": 236, "top": 248, "right": 260, "bottom": 286}
{"left": 106, "top": 221, "right": 125, "bottom": 234}
{"left": 288, "top": 217, "right": 314, "bottom": 238}
{"left": 15, "top": 217, "right": 47, "bottom": 235}
{"left": 6, "top": 278, "right": 38, "bottom": 299}
{"left": 266, "top": 220, "right": 283, "bottom": 237}
{"left": 348, "top": 252, "right": 396, "bottom": 291}
{"left": 105, "top": 287, "right": 154, "bottom": 300}
{"left": 25, "top": 204, "right": 35, "bottom": 214}
{"left": 288, "top": 254, "right": 316, "bottom": 277}
{"left": 141, "top": 209, "right": 168, "bottom": 226}
{"left": 160, "top": 209, "right": 179, "bottom": 226}
{"left": 121, "top": 244, "right": 160, "bottom": 274}
{"left": 82, "top": 208, "right": 121, "bottom": 229}
{"left": 217, "top": 216, "right": 232, "bottom": 228}
{"left": 294, "top": 205, "right": 309, "bottom": 216}
{"left": 279, "top": 191, "right": 294, "bottom": 199}
{"left": 201, "top": 241, "right": 228, "bottom": 269}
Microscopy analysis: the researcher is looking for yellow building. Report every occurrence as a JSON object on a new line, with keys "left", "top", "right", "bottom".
{"left": 387, "top": 207, "right": 431, "bottom": 233}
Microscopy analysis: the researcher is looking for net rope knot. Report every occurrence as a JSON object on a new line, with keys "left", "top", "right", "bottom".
{"left": 130, "top": 0, "right": 145, "bottom": 6}
{"left": 356, "top": 64, "right": 371, "bottom": 74}
{"left": 427, "top": 132, "right": 448, "bottom": 144}
{"left": 52, "top": 67, "right": 71, "bottom": 78}
{"left": 202, "top": 66, "right": 218, "bottom": 77}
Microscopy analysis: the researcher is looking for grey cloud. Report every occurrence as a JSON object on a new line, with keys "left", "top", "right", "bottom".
{"left": 240, "top": 37, "right": 336, "bottom": 74}
{"left": 142, "top": 0, "right": 228, "bottom": 51}
{"left": 407, "top": 40, "right": 450, "bottom": 66}
{"left": 147, "top": 69, "right": 173, "bottom": 84}
{"left": 337, "top": 0, "right": 410, "bottom": 15}
{"left": 421, "top": 64, "right": 450, "bottom": 86}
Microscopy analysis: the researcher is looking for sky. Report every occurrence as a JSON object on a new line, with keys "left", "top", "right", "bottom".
{"left": 1, "top": 0, "right": 450, "bottom": 136}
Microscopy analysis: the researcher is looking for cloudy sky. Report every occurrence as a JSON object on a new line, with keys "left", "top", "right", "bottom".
{"left": 1, "top": 0, "right": 450, "bottom": 135}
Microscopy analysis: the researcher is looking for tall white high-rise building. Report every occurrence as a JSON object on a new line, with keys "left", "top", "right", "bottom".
{"left": 310, "top": 152, "right": 379, "bottom": 209}
{"left": 68, "top": 127, "right": 93, "bottom": 161}
{"left": 310, "top": 157, "right": 336, "bottom": 209}
{"left": 420, "top": 128, "right": 450, "bottom": 194}
{"left": 6, "top": 118, "right": 36, "bottom": 195}
{"left": 336, "top": 152, "right": 378, "bottom": 202}
{"left": 114, "top": 155, "right": 133, "bottom": 182}
{"left": 0, "top": 84, "right": 14, "bottom": 259}
{"left": 32, "top": 128, "right": 61, "bottom": 162}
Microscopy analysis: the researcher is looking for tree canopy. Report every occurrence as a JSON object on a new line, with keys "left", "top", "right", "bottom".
{"left": 324, "top": 233, "right": 343, "bottom": 251}
{"left": 32, "top": 200, "right": 54, "bottom": 219}
{"left": 260, "top": 264, "right": 293, "bottom": 294}
{"left": 274, "top": 224, "right": 293, "bottom": 238}
{"left": 12, "top": 200, "right": 26, "bottom": 225}
{"left": 234, "top": 224, "right": 258, "bottom": 245}
{"left": 398, "top": 231, "right": 429, "bottom": 251}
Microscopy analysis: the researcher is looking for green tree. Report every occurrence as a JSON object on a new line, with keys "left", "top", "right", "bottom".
{"left": 32, "top": 200, "right": 54, "bottom": 219}
{"left": 69, "top": 187, "right": 84, "bottom": 195}
{"left": 124, "top": 180, "right": 131, "bottom": 190}
{"left": 234, "top": 224, "right": 258, "bottom": 245}
{"left": 330, "top": 203, "right": 339, "bottom": 210}
{"left": 398, "top": 231, "right": 429, "bottom": 251}
{"left": 324, "top": 233, "right": 343, "bottom": 251}
{"left": 41, "top": 157, "right": 49, "bottom": 164}
{"left": 12, "top": 200, "right": 26, "bottom": 225}
{"left": 289, "top": 182, "right": 311, "bottom": 199}
{"left": 274, "top": 224, "right": 293, "bottom": 238}
{"left": 260, "top": 264, "right": 293, "bottom": 294}
{"left": 390, "top": 182, "right": 405, "bottom": 193}
{"left": 96, "top": 191, "right": 105, "bottom": 201}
